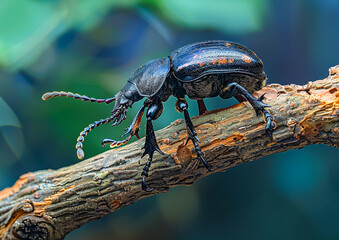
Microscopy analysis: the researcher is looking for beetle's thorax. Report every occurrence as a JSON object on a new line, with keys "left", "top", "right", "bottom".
{"left": 127, "top": 57, "right": 171, "bottom": 98}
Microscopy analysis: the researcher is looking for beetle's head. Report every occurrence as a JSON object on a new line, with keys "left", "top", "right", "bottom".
{"left": 110, "top": 82, "right": 143, "bottom": 126}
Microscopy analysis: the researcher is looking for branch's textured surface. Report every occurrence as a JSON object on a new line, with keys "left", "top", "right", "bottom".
{"left": 1, "top": 66, "right": 339, "bottom": 240}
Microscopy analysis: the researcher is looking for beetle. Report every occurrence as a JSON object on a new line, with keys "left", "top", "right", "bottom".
{"left": 42, "top": 40, "right": 275, "bottom": 192}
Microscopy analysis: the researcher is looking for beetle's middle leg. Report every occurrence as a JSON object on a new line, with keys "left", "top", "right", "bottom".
{"left": 220, "top": 83, "right": 275, "bottom": 135}
{"left": 176, "top": 99, "right": 212, "bottom": 170}
{"left": 197, "top": 99, "right": 207, "bottom": 115}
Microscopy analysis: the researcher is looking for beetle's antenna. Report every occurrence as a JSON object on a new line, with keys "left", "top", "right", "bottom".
{"left": 75, "top": 116, "right": 117, "bottom": 160}
{"left": 42, "top": 91, "right": 115, "bottom": 104}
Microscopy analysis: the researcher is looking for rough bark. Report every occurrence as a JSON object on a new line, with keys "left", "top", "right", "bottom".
{"left": 1, "top": 65, "right": 339, "bottom": 240}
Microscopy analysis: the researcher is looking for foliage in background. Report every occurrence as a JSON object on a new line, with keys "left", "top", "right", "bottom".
{"left": 0, "top": 0, "right": 266, "bottom": 70}
{"left": 0, "top": 97, "right": 23, "bottom": 158}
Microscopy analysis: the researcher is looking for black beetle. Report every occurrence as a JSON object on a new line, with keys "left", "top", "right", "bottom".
{"left": 42, "top": 40, "right": 275, "bottom": 191}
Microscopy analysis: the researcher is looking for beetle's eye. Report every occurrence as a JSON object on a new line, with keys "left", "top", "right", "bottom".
{"left": 124, "top": 91, "right": 133, "bottom": 100}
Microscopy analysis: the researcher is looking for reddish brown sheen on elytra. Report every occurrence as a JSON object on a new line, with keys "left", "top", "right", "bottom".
{"left": 218, "top": 58, "right": 227, "bottom": 64}
{"left": 242, "top": 55, "right": 252, "bottom": 63}
{"left": 217, "top": 58, "right": 234, "bottom": 65}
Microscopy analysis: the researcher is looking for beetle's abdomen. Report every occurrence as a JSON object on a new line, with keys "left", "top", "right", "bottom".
{"left": 181, "top": 73, "right": 265, "bottom": 100}
{"left": 170, "top": 40, "right": 266, "bottom": 82}
{"left": 181, "top": 75, "right": 222, "bottom": 99}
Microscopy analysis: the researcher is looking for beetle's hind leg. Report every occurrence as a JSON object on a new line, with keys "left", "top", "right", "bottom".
{"left": 176, "top": 99, "right": 212, "bottom": 170}
{"left": 220, "top": 83, "right": 275, "bottom": 137}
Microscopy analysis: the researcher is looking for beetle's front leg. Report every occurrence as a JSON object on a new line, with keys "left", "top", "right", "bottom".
{"left": 141, "top": 101, "right": 164, "bottom": 192}
{"left": 175, "top": 99, "right": 212, "bottom": 170}
{"left": 221, "top": 83, "right": 275, "bottom": 137}
{"left": 101, "top": 104, "right": 146, "bottom": 148}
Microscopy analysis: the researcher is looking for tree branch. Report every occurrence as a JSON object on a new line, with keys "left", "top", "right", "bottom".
{"left": 1, "top": 65, "right": 339, "bottom": 240}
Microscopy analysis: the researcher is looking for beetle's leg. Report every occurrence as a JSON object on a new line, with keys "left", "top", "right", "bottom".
{"left": 76, "top": 116, "right": 114, "bottom": 160}
{"left": 197, "top": 99, "right": 207, "bottom": 115}
{"left": 234, "top": 94, "right": 246, "bottom": 103}
{"left": 42, "top": 91, "right": 115, "bottom": 104}
{"left": 175, "top": 99, "right": 212, "bottom": 170}
{"left": 221, "top": 83, "right": 275, "bottom": 136}
{"left": 122, "top": 104, "right": 145, "bottom": 139}
{"left": 141, "top": 101, "right": 164, "bottom": 192}
{"left": 101, "top": 135, "right": 133, "bottom": 148}
{"left": 101, "top": 104, "right": 146, "bottom": 148}
{"left": 76, "top": 107, "right": 125, "bottom": 159}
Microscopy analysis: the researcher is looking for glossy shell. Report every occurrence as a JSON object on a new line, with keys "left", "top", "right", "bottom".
{"left": 169, "top": 40, "right": 266, "bottom": 82}
{"left": 128, "top": 57, "right": 170, "bottom": 97}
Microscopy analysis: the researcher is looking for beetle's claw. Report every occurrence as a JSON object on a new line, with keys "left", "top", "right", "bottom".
{"left": 101, "top": 136, "right": 132, "bottom": 148}
{"left": 181, "top": 107, "right": 212, "bottom": 170}
{"left": 263, "top": 110, "right": 276, "bottom": 141}
{"left": 199, "top": 153, "right": 210, "bottom": 169}
{"left": 101, "top": 138, "right": 112, "bottom": 148}
{"left": 141, "top": 155, "right": 154, "bottom": 192}
{"left": 251, "top": 98, "right": 275, "bottom": 138}
{"left": 142, "top": 176, "right": 153, "bottom": 192}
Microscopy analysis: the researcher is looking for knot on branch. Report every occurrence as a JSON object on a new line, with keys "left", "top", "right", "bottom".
{"left": 0, "top": 200, "right": 34, "bottom": 227}
{"left": 1, "top": 200, "right": 62, "bottom": 240}
{"left": 4, "top": 215, "right": 61, "bottom": 240}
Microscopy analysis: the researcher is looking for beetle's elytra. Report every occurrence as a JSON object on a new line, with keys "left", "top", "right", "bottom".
{"left": 42, "top": 40, "right": 275, "bottom": 191}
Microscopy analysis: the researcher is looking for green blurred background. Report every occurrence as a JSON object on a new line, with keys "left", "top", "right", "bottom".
{"left": 1, "top": 0, "right": 339, "bottom": 239}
